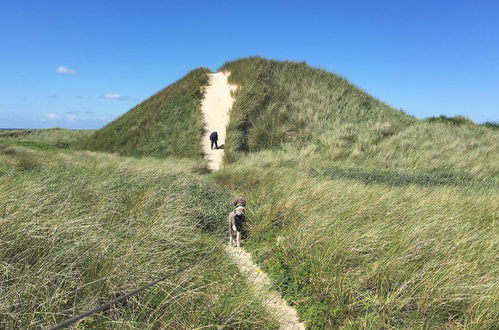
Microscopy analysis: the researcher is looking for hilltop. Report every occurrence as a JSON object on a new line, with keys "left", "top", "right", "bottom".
{"left": 220, "top": 57, "right": 498, "bottom": 185}
{"left": 79, "top": 68, "right": 210, "bottom": 158}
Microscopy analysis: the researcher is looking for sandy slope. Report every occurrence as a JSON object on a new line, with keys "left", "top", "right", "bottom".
{"left": 202, "top": 72, "right": 303, "bottom": 328}
{"left": 225, "top": 246, "right": 305, "bottom": 330}
{"left": 201, "top": 72, "right": 236, "bottom": 171}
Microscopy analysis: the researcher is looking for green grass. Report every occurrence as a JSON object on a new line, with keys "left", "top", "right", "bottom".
{"left": 214, "top": 162, "right": 498, "bottom": 329}
{"left": 0, "top": 146, "right": 277, "bottom": 329}
{"left": 209, "top": 57, "right": 499, "bottom": 328}
{"left": 78, "top": 68, "right": 211, "bottom": 158}
{"left": 219, "top": 57, "right": 499, "bottom": 185}
{"left": 0, "top": 128, "right": 93, "bottom": 149}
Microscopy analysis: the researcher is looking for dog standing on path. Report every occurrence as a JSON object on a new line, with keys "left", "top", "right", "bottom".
{"left": 229, "top": 197, "right": 246, "bottom": 247}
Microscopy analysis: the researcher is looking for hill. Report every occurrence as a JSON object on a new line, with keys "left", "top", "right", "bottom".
{"left": 212, "top": 57, "right": 498, "bottom": 328}
{"left": 220, "top": 57, "right": 499, "bottom": 185}
{"left": 79, "top": 68, "right": 210, "bottom": 158}
{"left": 5, "top": 57, "right": 497, "bottom": 328}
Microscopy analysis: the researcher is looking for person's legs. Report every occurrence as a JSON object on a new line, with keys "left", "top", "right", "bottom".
{"left": 211, "top": 139, "right": 214, "bottom": 149}
{"left": 215, "top": 140, "right": 218, "bottom": 149}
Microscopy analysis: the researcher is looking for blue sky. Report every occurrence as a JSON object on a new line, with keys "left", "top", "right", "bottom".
{"left": 1, "top": 0, "right": 498, "bottom": 129}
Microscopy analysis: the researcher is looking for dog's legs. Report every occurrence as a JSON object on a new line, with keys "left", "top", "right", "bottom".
{"left": 229, "top": 235, "right": 233, "bottom": 247}
{"left": 236, "top": 231, "right": 241, "bottom": 247}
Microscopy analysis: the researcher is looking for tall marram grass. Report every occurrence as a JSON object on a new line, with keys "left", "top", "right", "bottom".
{"left": 79, "top": 68, "right": 211, "bottom": 158}
{"left": 0, "top": 147, "right": 277, "bottom": 329}
{"left": 220, "top": 57, "right": 416, "bottom": 164}
{"left": 215, "top": 161, "right": 499, "bottom": 329}
{"left": 213, "top": 57, "right": 498, "bottom": 328}
{"left": 219, "top": 57, "right": 499, "bottom": 184}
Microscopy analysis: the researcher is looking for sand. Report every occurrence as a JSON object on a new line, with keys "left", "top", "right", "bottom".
{"left": 200, "top": 72, "right": 236, "bottom": 171}
{"left": 225, "top": 246, "right": 305, "bottom": 330}
{"left": 202, "top": 72, "right": 303, "bottom": 329}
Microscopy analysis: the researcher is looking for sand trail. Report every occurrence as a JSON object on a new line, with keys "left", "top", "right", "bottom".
{"left": 202, "top": 72, "right": 303, "bottom": 328}
{"left": 225, "top": 246, "right": 305, "bottom": 330}
{"left": 201, "top": 72, "right": 236, "bottom": 171}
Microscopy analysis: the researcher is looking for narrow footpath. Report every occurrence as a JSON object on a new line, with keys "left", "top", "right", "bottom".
{"left": 201, "top": 72, "right": 305, "bottom": 329}
{"left": 200, "top": 71, "right": 236, "bottom": 171}
{"left": 225, "top": 246, "right": 305, "bottom": 330}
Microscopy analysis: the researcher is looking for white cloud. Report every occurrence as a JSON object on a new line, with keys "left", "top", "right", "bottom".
{"left": 64, "top": 114, "right": 108, "bottom": 122}
{"left": 40, "top": 112, "right": 109, "bottom": 123}
{"left": 55, "top": 66, "right": 78, "bottom": 74}
{"left": 40, "top": 113, "right": 61, "bottom": 121}
{"left": 101, "top": 93, "right": 129, "bottom": 100}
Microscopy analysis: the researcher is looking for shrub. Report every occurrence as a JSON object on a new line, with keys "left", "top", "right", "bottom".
{"left": 426, "top": 114, "right": 475, "bottom": 126}
{"left": 482, "top": 121, "right": 499, "bottom": 130}
{"left": 16, "top": 152, "right": 39, "bottom": 171}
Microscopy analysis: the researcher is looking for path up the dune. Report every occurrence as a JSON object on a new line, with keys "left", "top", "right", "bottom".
{"left": 201, "top": 72, "right": 236, "bottom": 171}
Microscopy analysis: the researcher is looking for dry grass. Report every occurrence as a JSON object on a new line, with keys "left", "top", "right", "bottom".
{"left": 0, "top": 146, "right": 277, "bottom": 329}
{"left": 213, "top": 57, "right": 499, "bottom": 328}
{"left": 215, "top": 163, "right": 498, "bottom": 328}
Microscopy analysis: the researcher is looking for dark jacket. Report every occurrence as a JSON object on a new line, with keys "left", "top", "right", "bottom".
{"left": 210, "top": 131, "right": 218, "bottom": 141}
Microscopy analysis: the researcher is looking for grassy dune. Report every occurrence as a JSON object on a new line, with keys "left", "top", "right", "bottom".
{"left": 212, "top": 57, "right": 499, "bottom": 328}
{"left": 0, "top": 142, "right": 277, "bottom": 329}
{"left": 79, "top": 68, "right": 210, "bottom": 158}
{"left": 220, "top": 57, "right": 499, "bottom": 184}
{"left": 220, "top": 57, "right": 416, "bottom": 164}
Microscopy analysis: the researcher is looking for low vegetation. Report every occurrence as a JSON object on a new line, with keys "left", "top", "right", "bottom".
{"left": 79, "top": 68, "right": 210, "bottom": 158}
{"left": 213, "top": 57, "right": 499, "bottom": 328}
{"left": 0, "top": 141, "right": 277, "bottom": 329}
{"left": 0, "top": 128, "right": 93, "bottom": 150}
{"left": 215, "top": 159, "right": 498, "bottom": 329}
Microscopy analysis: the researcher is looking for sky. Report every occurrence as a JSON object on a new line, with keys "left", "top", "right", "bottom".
{"left": 0, "top": 0, "right": 498, "bottom": 129}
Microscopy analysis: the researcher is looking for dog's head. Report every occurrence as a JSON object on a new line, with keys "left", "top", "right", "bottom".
{"left": 235, "top": 206, "right": 245, "bottom": 216}
{"left": 234, "top": 197, "right": 246, "bottom": 207}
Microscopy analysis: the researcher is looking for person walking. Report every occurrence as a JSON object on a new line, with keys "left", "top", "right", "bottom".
{"left": 210, "top": 131, "right": 218, "bottom": 149}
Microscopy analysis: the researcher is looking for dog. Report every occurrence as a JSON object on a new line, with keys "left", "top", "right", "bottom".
{"left": 228, "top": 205, "right": 246, "bottom": 247}
{"left": 233, "top": 197, "right": 246, "bottom": 207}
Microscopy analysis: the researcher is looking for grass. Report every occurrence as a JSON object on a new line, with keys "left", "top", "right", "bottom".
{"left": 3, "top": 57, "right": 498, "bottom": 328}
{"left": 214, "top": 162, "right": 498, "bottom": 329}
{"left": 0, "top": 146, "right": 277, "bottom": 329}
{"left": 209, "top": 57, "right": 499, "bottom": 328}
{"left": 78, "top": 68, "right": 211, "bottom": 158}
{"left": 219, "top": 57, "right": 499, "bottom": 185}
{"left": 0, "top": 128, "right": 93, "bottom": 150}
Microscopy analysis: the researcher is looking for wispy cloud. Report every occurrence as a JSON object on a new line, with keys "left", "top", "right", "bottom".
{"left": 40, "top": 113, "right": 61, "bottom": 121}
{"left": 48, "top": 94, "right": 60, "bottom": 98}
{"left": 55, "top": 66, "right": 78, "bottom": 74}
{"left": 40, "top": 112, "right": 109, "bottom": 122}
{"left": 101, "top": 93, "right": 129, "bottom": 100}
{"left": 65, "top": 111, "right": 95, "bottom": 114}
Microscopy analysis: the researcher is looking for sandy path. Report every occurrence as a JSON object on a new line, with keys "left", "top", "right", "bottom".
{"left": 225, "top": 246, "right": 305, "bottom": 330}
{"left": 201, "top": 72, "right": 236, "bottom": 171}
{"left": 202, "top": 73, "right": 303, "bottom": 328}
